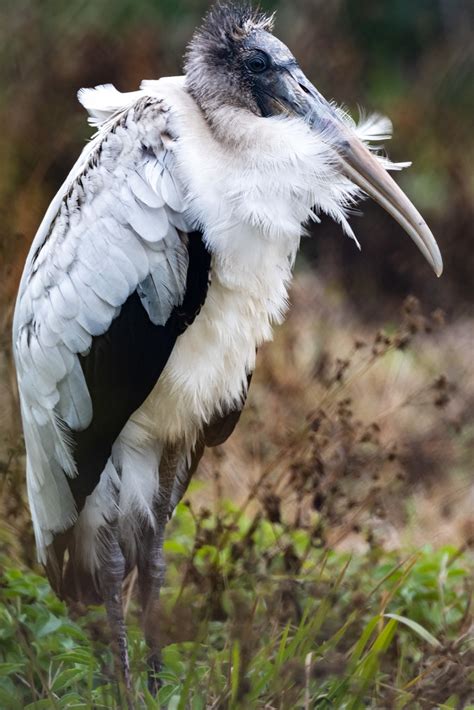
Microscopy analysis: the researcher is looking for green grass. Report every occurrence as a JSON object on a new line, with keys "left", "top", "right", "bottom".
{"left": 0, "top": 501, "right": 473, "bottom": 709}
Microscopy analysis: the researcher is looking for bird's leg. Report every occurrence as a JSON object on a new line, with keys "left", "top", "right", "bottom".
{"left": 139, "top": 527, "right": 166, "bottom": 696}
{"left": 98, "top": 528, "right": 132, "bottom": 699}
{"left": 137, "top": 443, "right": 178, "bottom": 696}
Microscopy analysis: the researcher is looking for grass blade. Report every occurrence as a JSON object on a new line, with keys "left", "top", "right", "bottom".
{"left": 384, "top": 613, "right": 441, "bottom": 648}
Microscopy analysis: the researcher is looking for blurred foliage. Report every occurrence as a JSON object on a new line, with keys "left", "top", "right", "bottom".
{"left": 0, "top": 502, "right": 473, "bottom": 708}
{"left": 1, "top": 0, "right": 472, "bottom": 317}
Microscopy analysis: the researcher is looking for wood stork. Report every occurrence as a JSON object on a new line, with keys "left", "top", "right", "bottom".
{"left": 13, "top": 2, "right": 442, "bottom": 690}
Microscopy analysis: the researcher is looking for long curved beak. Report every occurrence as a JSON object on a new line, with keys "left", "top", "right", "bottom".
{"left": 341, "top": 130, "right": 443, "bottom": 276}
{"left": 279, "top": 66, "right": 443, "bottom": 276}
{"left": 338, "top": 131, "right": 443, "bottom": 276}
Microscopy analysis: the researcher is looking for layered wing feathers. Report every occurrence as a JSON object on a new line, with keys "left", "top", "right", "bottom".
{"left": 13, "top": 82, "right": 194, "bottom": 558}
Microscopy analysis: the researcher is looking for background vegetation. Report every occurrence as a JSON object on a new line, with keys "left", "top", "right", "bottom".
{"left": 0, "top": 0, "right": 473, "bottom": 707}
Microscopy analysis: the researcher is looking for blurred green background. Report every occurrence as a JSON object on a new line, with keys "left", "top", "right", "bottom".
{"left": 1, "top": 0, "right": 473, "bottom": 318}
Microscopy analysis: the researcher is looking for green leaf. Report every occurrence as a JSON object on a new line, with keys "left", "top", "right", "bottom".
{"left": 24, "top": 701, "right": 56, "bottom": 710}
{"left": 0, "top": 661, "right": 25, "bottom": 675}
{"left": 53, "top": 650, "right": 94, "bottom": 666}
{"left": 51, "top": 666, "right": 90, "bottom": 692}
{"left": 384, "top": 613, "right": 441, "bottom": 648}
{"left": 164, "top": 540, "right": 189, "bottom": 556}
{"left": 349, "top": 615, "right": 380, "bottom": 667}
{"left": 35, "top": 612, "right": 64, "bottom": 638}
{"left": 0, "top": 685, "right": 23, "bottom": 710}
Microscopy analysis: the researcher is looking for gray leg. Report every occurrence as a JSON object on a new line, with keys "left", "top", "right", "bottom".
{"left": 138, "top": 527, "right": 167, "bottom": 695}
{"left": 137, "top": 444, "right": 178, "bottom": 695}
{"left": 98, "top": 529, "right": 132, "bottom": 701}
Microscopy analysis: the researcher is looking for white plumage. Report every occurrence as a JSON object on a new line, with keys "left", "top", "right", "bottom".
{"left": 14, "top": 79, "right": 190, "bottom": 557}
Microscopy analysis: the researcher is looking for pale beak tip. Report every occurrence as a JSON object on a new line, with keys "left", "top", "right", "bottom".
{"left": 431, "top": 242, "right": 443, "bottom": 278}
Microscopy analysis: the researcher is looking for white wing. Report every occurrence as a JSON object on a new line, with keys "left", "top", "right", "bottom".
{"left": 13, "top": 78, "right": 195, "bottom": 559}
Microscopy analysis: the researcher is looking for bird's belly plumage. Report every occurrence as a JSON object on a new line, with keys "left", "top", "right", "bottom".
{"left": 125, "top": 232, "right": 294, "bottom": 448}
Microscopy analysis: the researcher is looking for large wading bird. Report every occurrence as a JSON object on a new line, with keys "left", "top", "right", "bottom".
{"left": 13, "top": 2, "right": 442, "bottom": 691}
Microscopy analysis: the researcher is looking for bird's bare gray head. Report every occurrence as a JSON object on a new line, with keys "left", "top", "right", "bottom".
{"left": 186, "top": 3, "right": 335, "bottom": 121}
{"left": 185, "top": 4, "right": 279, "bottom": 118}
{"left": 185, "top": 3, "right": 442, "bottom": 277}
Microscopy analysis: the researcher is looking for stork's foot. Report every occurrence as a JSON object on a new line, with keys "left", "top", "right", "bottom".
{"left": 147, "top": 651, "right": 163, "bottom": 696}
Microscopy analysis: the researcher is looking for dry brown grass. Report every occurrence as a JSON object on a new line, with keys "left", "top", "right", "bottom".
{"left": 192, "top": 270, "right": 474, "bottom": 553}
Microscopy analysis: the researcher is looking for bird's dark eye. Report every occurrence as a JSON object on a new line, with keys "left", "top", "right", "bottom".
{"left": 246, "top": 52, "right": 269, "bottom": 73}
